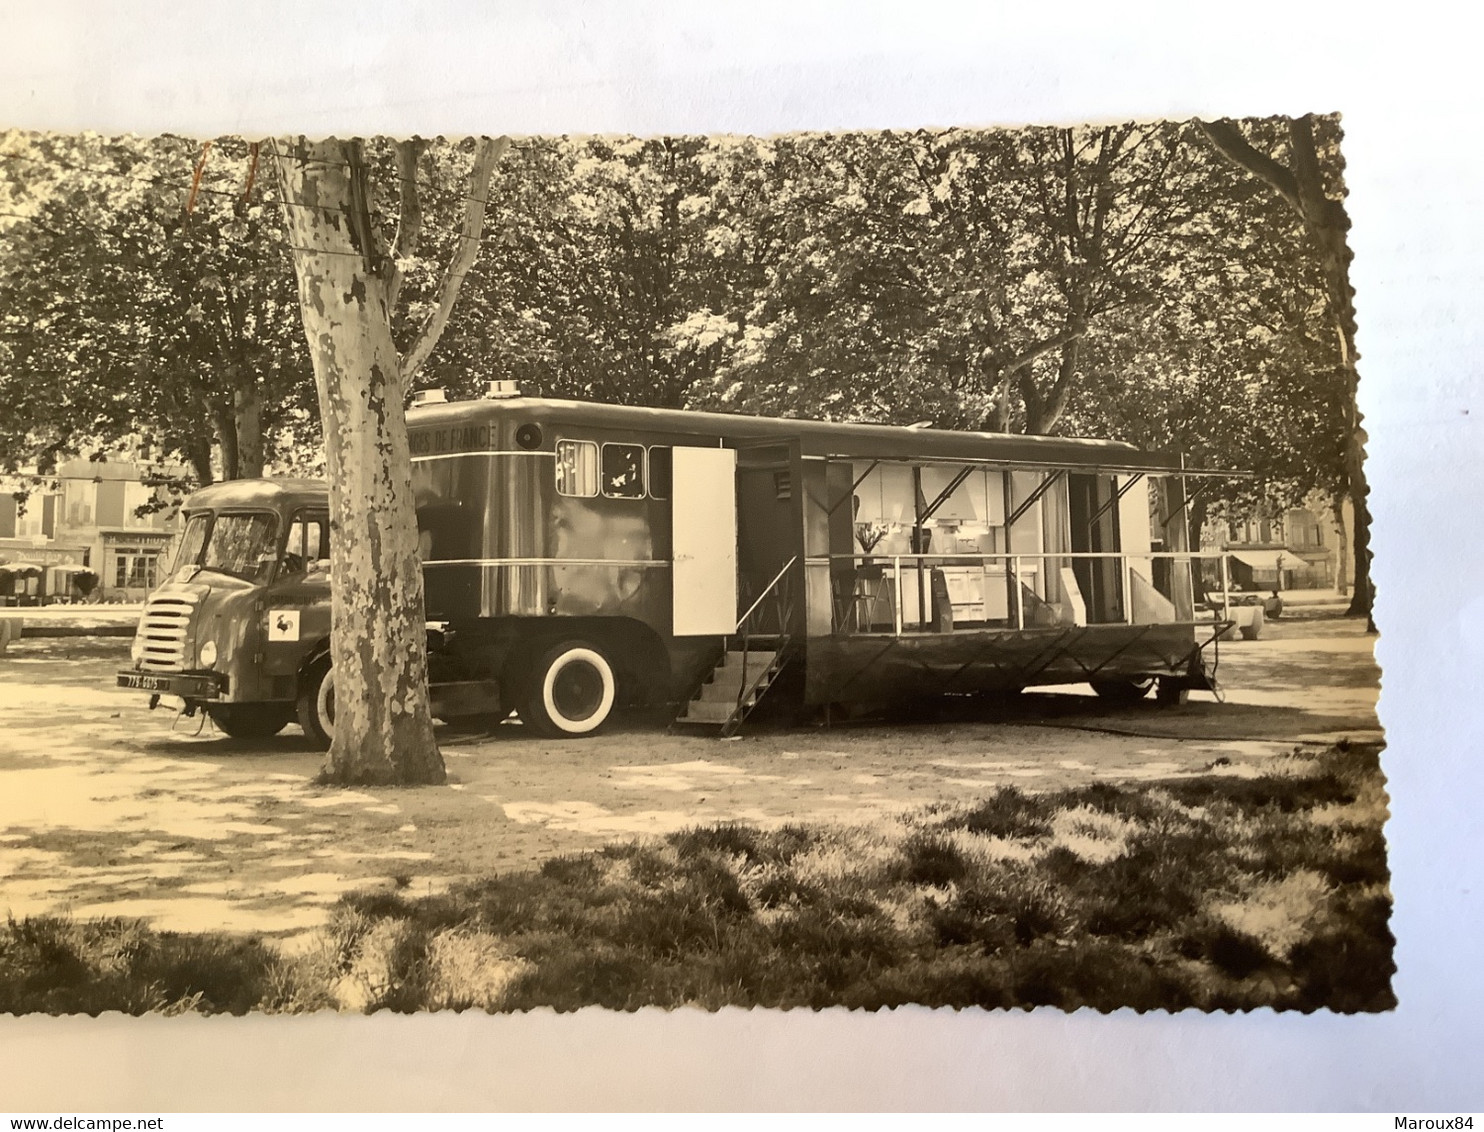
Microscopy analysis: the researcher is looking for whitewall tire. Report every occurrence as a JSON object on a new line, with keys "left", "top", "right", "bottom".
{"left": 520, "top": 641, "right": 616, "bottom": 738}
{"left": 297, "top": 663, "right": 335, "bottom": 749}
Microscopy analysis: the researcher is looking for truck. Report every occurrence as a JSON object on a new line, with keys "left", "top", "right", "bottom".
{"left": 116, "top": 386, "right": 1235, "bottom": 744}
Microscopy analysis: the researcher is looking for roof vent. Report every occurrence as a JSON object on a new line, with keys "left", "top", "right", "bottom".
{"left": 485, "top": 380, "right": 521, "bottom": 399}
{"left": 411, "top": 388, "right": 447, "bottom": 406}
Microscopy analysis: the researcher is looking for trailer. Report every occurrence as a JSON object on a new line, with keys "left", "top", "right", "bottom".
{"left": 115, "top": 387, "right": 1235, "bottom": 743}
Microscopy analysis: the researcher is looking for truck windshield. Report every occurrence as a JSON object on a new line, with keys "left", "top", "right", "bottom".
{"left": 172, "top": 515, "right": 210, "bottom": 575}
{"left": 174, "top": 512, "right": 280, "bottom": 583}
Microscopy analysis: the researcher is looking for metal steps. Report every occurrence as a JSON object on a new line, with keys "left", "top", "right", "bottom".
{"left": 674, "top": 646, "right": 788, "bottom": 735}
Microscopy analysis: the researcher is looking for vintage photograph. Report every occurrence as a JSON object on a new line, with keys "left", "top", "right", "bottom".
{"left": 0, "top": 118, "right": 1389, "bottom": 1015}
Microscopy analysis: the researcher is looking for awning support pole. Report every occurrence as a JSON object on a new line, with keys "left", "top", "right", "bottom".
{"left": 1087, "top": 472, "right": 1144, "bottom": 528}
{"left": 1007, "top": 469, "right": 1064, "bottom": 527}
{"left": 1157, "top": 477, "right": 1215, "bottom": 528}
{"left": 919, "top": 465, "right": 976, "bottom": 524}
{"left": 825, "top": 460, "right": 881, "bottom": 517}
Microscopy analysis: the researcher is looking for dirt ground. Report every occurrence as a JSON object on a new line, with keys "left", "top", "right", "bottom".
{"left": 0, "top": 606, "right": 1382, "bottom": 939}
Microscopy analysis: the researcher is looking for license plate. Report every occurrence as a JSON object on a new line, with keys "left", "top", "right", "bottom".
{"left": 117, "top": 673, "right": 176, "bottom": 692}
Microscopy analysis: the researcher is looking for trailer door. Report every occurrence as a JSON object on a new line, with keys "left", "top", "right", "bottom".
{"left": 671, "top": 446, "right": 738, "bottom": 635}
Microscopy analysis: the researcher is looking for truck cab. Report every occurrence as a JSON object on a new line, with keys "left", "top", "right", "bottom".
{"left": 116, "top": 479, "right": 334, "bottom": 739}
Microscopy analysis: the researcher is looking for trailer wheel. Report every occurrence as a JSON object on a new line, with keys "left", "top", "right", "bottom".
{"left": 1155, "top": 677, "right": 1190, "bottom": 707}
{"left": 1090, "top": 678, "right": 1154, "bottom": 704}
{"left": 297, "top": 663, "right": 335, "bottom": 749}
{"left": 520, "top": 641, "right": 616, "bottom": 737}
{"left": 207, "top": 702, "right": 293, "bottom": 739}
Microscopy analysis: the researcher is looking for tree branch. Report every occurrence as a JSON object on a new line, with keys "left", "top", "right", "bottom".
{"left": 999, "top": 319, "right": 1089, "bottom": 378}
{"left": 387, "top": 138, "right": 427, "bottom": 309}
{"left": 1197, "top": 119, "right": 1303, "bottom": 213}
{"left": 399, "top": 136, "right": 510, "bottom": 384}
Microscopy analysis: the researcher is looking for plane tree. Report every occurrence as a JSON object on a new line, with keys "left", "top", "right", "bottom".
{"left": 272, "top": 135, "right": 506, "bottom": 787}
{"left": 1196, "top": 114, "right": 1372, "bottom": 620}
{"left": 0, "top": 132, "right": 315, "bottom": 487}
{"left": 689, "top": 124, "right": 1208, "bottom": 437}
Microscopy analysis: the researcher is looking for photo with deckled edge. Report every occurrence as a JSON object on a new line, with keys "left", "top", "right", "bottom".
{"left": 0, "top": 116, "right": 1389, "bottom": 1015}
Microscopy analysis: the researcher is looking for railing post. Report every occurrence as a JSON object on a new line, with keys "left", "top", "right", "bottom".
{"left": 1013, "top": 556, "right": 1024, "bottom": 630}
{"left": 1123, "top": 555, "right": 1133, "bottom": 624}
{"left": 893, "top": 556, "right": 904, "bottom": 636}
{"left": 1220, "top": 552, "right": 1231, "bottom": 621}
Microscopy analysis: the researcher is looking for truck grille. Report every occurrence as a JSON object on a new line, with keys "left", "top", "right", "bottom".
{"left": 137, "top": 592, "right": 199, "bottom": 671}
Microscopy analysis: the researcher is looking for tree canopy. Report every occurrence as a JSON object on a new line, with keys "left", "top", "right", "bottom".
{"left": 0, "top": 118, "right": 1360, "bottom": 540}
{"left": 0, "top": 132, "right": 316, "bottom": 488}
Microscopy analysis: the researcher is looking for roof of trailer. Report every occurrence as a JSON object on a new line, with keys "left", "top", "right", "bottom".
{"left": 408, "top": 396, "right": 1200, "bottom": 474}
{"left": 184, "top": 477, "right": 327, "bottom": 511}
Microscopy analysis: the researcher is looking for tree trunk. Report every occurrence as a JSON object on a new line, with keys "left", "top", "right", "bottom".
{"left": 1347, "top": 441, "right": 1375, "bottom": 630}
{"left": 274, "top": 138, "right": 444, "bottom": 786}
{"left": 214, "top": 406, "right": 239, "bottom": 481}
{"left": 1022, "top": 335, "right": 1081, "bottom": 435}
{"left": 232, "top": 379, "right": 264, "bottom": 479}
{"left": 1198, "top": 116, "right": 1373, "bottom": 625}
{"left": 1331, "top": 496, "right": 1350, "bottom": 594}
{"left": 185, "top": 435, "right": 215, "bottom": 487}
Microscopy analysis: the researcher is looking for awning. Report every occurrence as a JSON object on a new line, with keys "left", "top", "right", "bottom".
{"left": 1228, "top": 550, "right": 1296, "bottom": 571}
{"left": 0, "top": 562, "right": 44, "bottom": 575}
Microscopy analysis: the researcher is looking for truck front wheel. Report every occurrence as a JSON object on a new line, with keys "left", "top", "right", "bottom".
{"left": 297, "top": 663, "right": 334, "bottom": 749}
{"left": 519, "top": 641, "right": 616, "bottom": 738}
{"left": 207, "top": 702, "right": 293, "bottom": 739}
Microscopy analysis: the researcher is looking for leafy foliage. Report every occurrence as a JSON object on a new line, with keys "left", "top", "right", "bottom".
{"left": 0, "top": 131, "right": 316, "bottom": 485}
{"left": 1, "top": 118, "right": 1357, "bottom": 525}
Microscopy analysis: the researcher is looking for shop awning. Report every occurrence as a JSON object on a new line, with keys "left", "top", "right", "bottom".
{"left": 0, "top": 562, "right": 44, "bottom": 574}
{"left": 1228, "top": 550, "right": 1296, "bottom": 571}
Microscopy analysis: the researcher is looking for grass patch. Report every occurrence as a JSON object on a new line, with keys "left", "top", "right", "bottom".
{"left": 0, "top": 741, "right": 1394, "bottom": 1014}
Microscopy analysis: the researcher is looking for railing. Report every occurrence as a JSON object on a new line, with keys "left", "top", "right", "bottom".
{"left": 736, "top": 555, "right": 798, "bottom": 638}
{"left": 729, "top": 555, "right": 798, "bottom": 718}
{"left": 824, "top": 549, "right": 1233, "bottom": 636}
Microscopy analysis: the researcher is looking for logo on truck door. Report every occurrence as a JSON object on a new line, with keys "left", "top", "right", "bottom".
{"left": 268, "top": 610, "right": 301, "bottom": 641}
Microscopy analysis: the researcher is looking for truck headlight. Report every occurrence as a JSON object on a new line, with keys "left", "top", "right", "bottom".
{"left": 198, "top": 640, "right": 218, "bottom": 668}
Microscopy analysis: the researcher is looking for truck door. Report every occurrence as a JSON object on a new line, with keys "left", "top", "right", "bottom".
{"left": 671, "top": 446, "right": 738, "bottom": 636}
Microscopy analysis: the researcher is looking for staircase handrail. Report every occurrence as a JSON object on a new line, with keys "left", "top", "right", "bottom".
{"left": 727, "top": 555, "right": 799, "bottom": 729}
{"left": 735, "top": 555, "right": 798, "bottom": 636}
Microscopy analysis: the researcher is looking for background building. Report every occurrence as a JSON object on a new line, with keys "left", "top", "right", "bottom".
{"left": 0, "top": 455, "right": 182, "bottom": 603}
{"left": 1202, "top": 494, "right": 1354, "bottom": 593}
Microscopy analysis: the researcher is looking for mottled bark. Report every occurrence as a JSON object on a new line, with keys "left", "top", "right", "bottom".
{"left": 274, "top": 137, "right": 444, "bottom": 786}
{"left": 387, "top": 139, "right": 426, "bottom": 310}
{"left": 1331, "top": 497, "right": 1350, "bottom": 594}
{"left": 272, "top": 134, "right": 506, "bottom": 785}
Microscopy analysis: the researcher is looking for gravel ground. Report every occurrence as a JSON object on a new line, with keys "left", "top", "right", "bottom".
{"left": 0, "top": 610, "right": 1381, "bottom": 937}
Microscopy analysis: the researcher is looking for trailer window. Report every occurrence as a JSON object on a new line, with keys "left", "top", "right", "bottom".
{"left": 647, "top": 446, "right": 671, "bottom": 500}
{"left": 556, "top": 440, "right": 599, "bottom": 497}
{"left": 601, "top": 443, "right": 645, "bottom": 499}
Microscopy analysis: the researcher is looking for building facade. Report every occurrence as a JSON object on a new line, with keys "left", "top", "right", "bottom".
{"left": 0, "top": 456, "right": 182, "bottom": 603}
{"left": 1201, "top": 494, "right": 1354, "bottom": 593}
